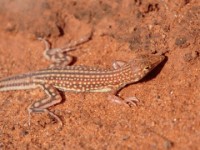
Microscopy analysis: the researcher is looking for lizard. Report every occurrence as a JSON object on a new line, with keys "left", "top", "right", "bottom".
{"left": 0, "top": 34, "right": 165, "bottom": 126}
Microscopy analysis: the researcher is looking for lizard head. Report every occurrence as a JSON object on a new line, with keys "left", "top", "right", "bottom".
{"left": 129, "top": 54, "right": 165, "bottom": 82}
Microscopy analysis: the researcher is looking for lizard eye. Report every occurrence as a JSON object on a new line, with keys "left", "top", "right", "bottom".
{"left": 144, "top": 66, "right": 150, "bottom": 70}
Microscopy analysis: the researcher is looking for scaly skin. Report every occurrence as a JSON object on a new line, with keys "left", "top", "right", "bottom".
{"left": 0, "top": 54, "right": 164, "bottom": 125}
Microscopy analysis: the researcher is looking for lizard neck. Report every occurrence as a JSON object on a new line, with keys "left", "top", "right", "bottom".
{"left": 110, "top": 64, "right": 139, "bottom": 87}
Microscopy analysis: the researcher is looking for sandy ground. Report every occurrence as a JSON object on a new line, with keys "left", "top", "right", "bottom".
{"left": 0, "top": 0, "right": 199, "bottom": 149}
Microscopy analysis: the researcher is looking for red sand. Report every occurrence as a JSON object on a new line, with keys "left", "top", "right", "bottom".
{"left": 0, "top": 0, "right": 199, "bottom": 149}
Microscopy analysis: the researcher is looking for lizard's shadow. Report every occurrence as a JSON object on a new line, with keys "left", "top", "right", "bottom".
{"left": 65, "top": 55, "right": 77, "bottom": 65}
{"left": 58, "top": 90, "right": 67, "bottom": 104}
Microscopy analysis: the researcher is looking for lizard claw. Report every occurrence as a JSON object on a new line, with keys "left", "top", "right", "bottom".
{"left": 108, "top": 95, "right": 139, "bottom": 106}
{"left": 124, "top": 96, "right": 139, "bottom": 107}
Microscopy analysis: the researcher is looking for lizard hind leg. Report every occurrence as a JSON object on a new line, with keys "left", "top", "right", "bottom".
{"left": 38, "top": 38, "right": 74, "bottom": 68}
{"left": 38, "top": 31, "right": 92, "bottom": 68}
{"left": 28, "top": 84, "right": 63, "bottom": 126}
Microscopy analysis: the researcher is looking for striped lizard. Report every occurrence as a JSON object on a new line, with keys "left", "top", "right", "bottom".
{"left": 0, "top": 36, "right": 164, "bottom": 126}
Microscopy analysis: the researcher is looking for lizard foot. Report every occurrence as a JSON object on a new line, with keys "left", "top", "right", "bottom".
{"left": 108, "top": 95, "right": 139, "bottom": 107}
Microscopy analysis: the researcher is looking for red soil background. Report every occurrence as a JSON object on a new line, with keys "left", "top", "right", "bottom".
{"left": 0, "top": 0, "right": 199, "bottom": 149}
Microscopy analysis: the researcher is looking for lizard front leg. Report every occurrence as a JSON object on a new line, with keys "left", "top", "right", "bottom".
{"left": 112, "top": 60, "right": 127, "bottom": 69}
{"left": 28, "top": 84, "right": 63, "bottom": 126}
{"left": 108, "top": 61, "right": 139, "bottom": 106}
{"left": 108, "top": 90, "right": 139, "bottom": 107}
